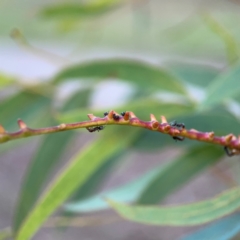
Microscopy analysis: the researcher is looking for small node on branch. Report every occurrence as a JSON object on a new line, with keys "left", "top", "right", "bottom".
{"left": 161, "top": 116, "right": 168, "bottom": 124}
{"left": 150, "top": 114, "right": 157, "bottom": 122}
{"left": 190, "top": 128, "right": 199, "bottom": 133}
{"left": 17, "top": 119, "right": 27, "bottom": 129}
{"left": 108, "top": 110, "right": 114, "bottom": 119}
{"left": 0, "top": 125, "right": 6, "bottom": 134}
{"left": 58, "top": 123, "right": 66, "bottom": 130}
{"left": 208, "top": 132, "right": 215, "bottom": 140}
{"left": 87, "top": 114, "right": 96, "bottom": 120}
{"left": 151, "top": 121, "right": 159, "bottom": 130}
{"left": 162, "top": 124, "right": 171, "bottom": 132}
{"left": 128, "top": 111, "right": 137, "bottom": 119}
{"left": 122, "top": 111, "right": 130, "bottom": 121}
{"left": 224, "top": 134, "right": 234, "bottom": 144}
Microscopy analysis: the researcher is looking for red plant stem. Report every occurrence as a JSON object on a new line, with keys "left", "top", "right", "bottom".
{"left": 0, "top": 110, "right": 240, "bottom": 155}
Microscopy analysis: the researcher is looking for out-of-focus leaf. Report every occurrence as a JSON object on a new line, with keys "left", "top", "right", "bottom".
{"left": 62, "top": 87, "right": 120, "bottom": 202}
{"left": 181, "top": 213, "right": 240, "bottom": 240}
{"left": 71, "top": 151, "right": 123, "bottom": 202}
{"left": 41, "top": 0, "right": 120, "bottom": 19}
{"left": 0, "top": 91, "right": 50, "bottom": 131}
{"left": 0, "top": 91, "right": 51, "bottom": 154}
{"left": 53, "top": 59, "right": 187, "bottom": 95}
{"left": 65, "top": 162, "right": 171, "bottom": 213}
{"left": 108, "top": 186, "right": 240, "bottom": 226}
{"left": 131, "top": 130, "right": 173, "bottom": 151}
{"left": 13, "top": 128, "right": 74, "bottom": 233}
{"left": 60, "top": 88, "right": 91, "bottom": 112}
{"left": 14, "top": 85, "right": 92, "bottom": 231}
{"left": 0, "top": 228, "right": 11, "bottom": 240}
{"left": 0, "top": 74, "right": 14, "bottom": 88}
{"left": 137, "top": 145, "right": 223, "bottom": 204}
{"left": 199, "top": 64, "right": 240, "bottom": 110}
{"left": 57, "top": 100, "right": 193, "bottom": 123}
{"left": 177, "top": 107, "right": 240, "bottom": 136}
{"left": 15, "top": 127, "right": 140, "bottom": 240}
{"left": 202, "top": 13, "right": 239, "bottom": 64}
{"left": 167, "top": 63, "right": 219, "bottom": 87}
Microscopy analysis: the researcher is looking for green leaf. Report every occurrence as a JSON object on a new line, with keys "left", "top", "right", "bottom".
{"left": 14, "top": 86, "right": 92, "bottom": 232}
{"left": 131, "top": 130, "right": 173, "bottom": 151}
{"left": 57, "top": 100, "right": 193, "bottom": 123}
{"left": 0, "top": 91, "right": 50, "bottom": 131}
{"left": 108, "top": 186, "right": 240, "bottom": 226}
{"left": 199, "top": 64, "right": 240, "bottom": 110}
{"left": 13, "top": 129, "right": 74, "bottom": 233}
{"left": 60, "top": 88, "right": 92, "bottom": 112}
{"left": 54, "top": 59, "right": 187, "bottom": 95}
{"left": 64, "top": 162, "right": 170, "bottom": 213}
{"left": 41, "top": 0, "right": 120, "bottom": 19}
{"left": 167, "top": 63, "right": 219, "bottom": 87}
{"left": 15, "top": 127, "right": 140, "bottom": 240}
{"left": 137, "top": 145, "right": 223, "bottom": 204}
{"left": 0, "top": 74, "right": 14, "bottom": 88}
{"left": 177, "top": 107, "right": 240, "bottom": 136}
{"left": 181, "top": 213, "right": 240, "bottom": 240}
{"left": 70, "top": 151, "right": 123, "bottom": 202}
{"left": 0, "top": 91, "right": 51, "bottom": 154}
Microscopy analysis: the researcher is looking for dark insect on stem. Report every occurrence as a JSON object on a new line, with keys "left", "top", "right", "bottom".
{"left": 113, "top": 113, "right": 121, "bottom": 121}
{"left": 170, "top": 120, "right": 185, "bottom": 142}
{"left": 86, "top": 126, "right": 104, "bottom": 133}
{"left": 104, "top": 112, "right": 108, "bottom": 117}
{"left": 224, "top": 146, "right": 235, "bottom": 157}
{"left": 121, "top": 112, "right": 126, "bottom": 116}
{"left": 170, "top": 120, "right": 185, "bottom": 129}
{"left": 173, "top": 136, "right": 184, "bottom": 142}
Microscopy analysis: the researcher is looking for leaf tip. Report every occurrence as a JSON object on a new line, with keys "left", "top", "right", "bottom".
{"left": 58, "top": 123, "right": 66, "bottom": 130}
{"left": 0, "top": 124, "right": 6, "bottom": 134}
{"left": 17, "top": 119, "right": 27, "bottom": 129}
{"left": 161, "top": 116, "right": 168, "bottom": 124}
{"left": 225, "top": 134, "right": 234, "bottom": 144}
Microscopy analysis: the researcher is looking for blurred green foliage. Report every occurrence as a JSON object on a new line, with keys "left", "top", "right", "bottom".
{"left": 1, "top": 0, "right": 240, "bottom": 239}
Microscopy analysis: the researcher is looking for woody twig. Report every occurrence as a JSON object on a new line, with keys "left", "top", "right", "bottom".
{"left": 0, "top": 110, "right": 240, "bottom": 156}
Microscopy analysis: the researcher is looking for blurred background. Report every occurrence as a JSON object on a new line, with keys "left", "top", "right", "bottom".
{"left": 1, "top": 0, "right": 240, "bottom": 239}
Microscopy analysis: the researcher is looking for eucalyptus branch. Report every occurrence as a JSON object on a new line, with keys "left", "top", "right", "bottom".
{"left": 0, "top": 110, "right": 240, "bottom": 156}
